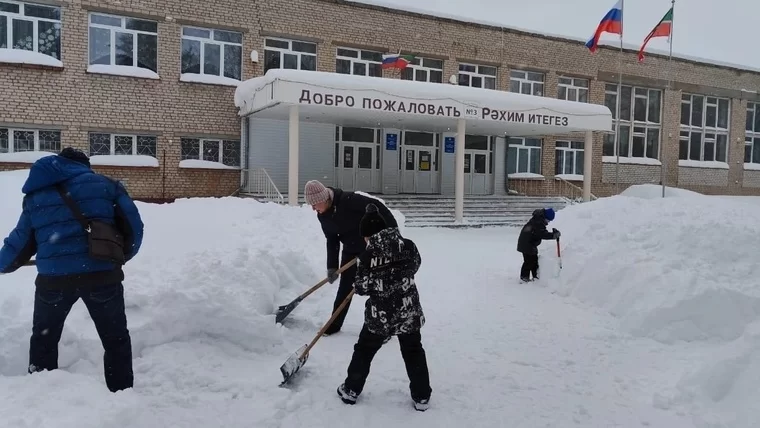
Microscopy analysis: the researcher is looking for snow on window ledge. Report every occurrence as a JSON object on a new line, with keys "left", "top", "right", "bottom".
{"left": 678, "top": 160, "right": 729, "bottom": 170}
{"left": 508, "top": 172, "right": 544, "bottom": 180}
{"left": 743, "top": 163, "right": 760, "bottom": 171}
{"left": 602, "top": 156, "right": 662, "bottom": 166}
{"left": 180, "top": 73, "right": 240, "bottom": 87}
{"left": 179, "top": 159, "right": 239, "bottom": 170}
{"left": 90, "top": 155, "right": 159, "bottom": 167}
{"left": 87, "top": 65, "right": 160, "bottom": 80}
{"left": 0, "top": 49, "right": 63, "bottom": 68}
{"left": 555, "top": 174, "right": 584, "bottom": 181}
{"left": 0, "top": 151, "right": 57, "bottom": 163}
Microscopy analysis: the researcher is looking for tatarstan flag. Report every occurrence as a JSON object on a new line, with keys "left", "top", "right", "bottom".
{"left": 637, "top": 7, "right": 673, "bottom": 62}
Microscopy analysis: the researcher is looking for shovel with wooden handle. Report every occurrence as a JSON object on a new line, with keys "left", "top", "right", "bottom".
{"left": 274, "top": 258, "right": 357, "bottom": 324}
{"left": 279, "top": 288, "right": 355, "bottom": 385}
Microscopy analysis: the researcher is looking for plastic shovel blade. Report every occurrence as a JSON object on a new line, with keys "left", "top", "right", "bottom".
{"left": 275, "top": 297, "right": 302, "bottom": 324}
{"left": 279, "top": 344, "right": 309, "bottom": 385}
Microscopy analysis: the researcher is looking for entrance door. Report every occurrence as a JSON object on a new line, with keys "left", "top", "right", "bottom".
{"left": 401, "top": 147, "right": 436, "bottom": 193}
{"left": 464, "top": 150, "right": 490, "bottom": 194}
{"left": 337, "top": 142, "right": 376, "bottom": 191}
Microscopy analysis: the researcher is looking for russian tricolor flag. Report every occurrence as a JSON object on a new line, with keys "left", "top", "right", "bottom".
{"left": 382, "top": 53, "right": 414, "bottom": 70}
{"left": 585, "top": 0, "right": 623, "bottom": 53}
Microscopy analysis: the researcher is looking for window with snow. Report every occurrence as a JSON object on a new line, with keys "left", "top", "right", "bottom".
{"left": 603, "top": 84, "right": 662, "bottom": 160}
{"left": 88, "top": 13, "right": 158, "bottom": 74}
{"left": 555, "top": 141, "right": 584, "bottom": 177}
{"left": 745, "top": 102, "right": 760, "bottom": 165}
{"left": 0, "top": 128, "right": 60, "bottom": 153}
{"left": 180, "top": 138, "right": 240, "bottom": 167}
{"left": 678, "top": 94, "right": 729, "bottom": 163}
{"left": 181, "top": 26, "right": 242, "bottom": 81}
{"left": 0, "top": 1, "right": 61, "bottom": 60}
{"left": 335, "top": 47, "right": 382, "bottom": 77}
{"left": 400, "top": 57, "right": 443, "bottom": 83}
{"left": 509, "top": 70, "right": 543, "bottom": 96}
{"left": 458, "top": 63, "right": 497, "bottom": 89}
{"left": 88, "top": 133, "right": 157, "bottom": 157}
{"left": 264, "top": 38, "right": 316, "bottom": 73}
{"left": 507, "top": 137, "right": 542, "bottom": 175}
{"left": 557, "top": 76, "right": 589, "bottom": 103}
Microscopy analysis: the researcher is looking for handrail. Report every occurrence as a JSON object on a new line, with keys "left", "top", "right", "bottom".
{"left": 553, "top": 176, "right": 597, "bottom": 202}
{"left": 240, "top": 168, "right": 284, "bottom": 204}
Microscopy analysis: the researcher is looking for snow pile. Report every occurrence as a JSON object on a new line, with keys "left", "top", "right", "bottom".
{"left": 550, "top": 192, "right": 760, "bottom": 345}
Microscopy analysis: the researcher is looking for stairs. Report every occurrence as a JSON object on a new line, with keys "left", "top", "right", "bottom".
{"left": 242, "top": 192, "right": 570, "bottom": 228}
{"left": 379, "top": 195, "right": 570, "bottom": 228}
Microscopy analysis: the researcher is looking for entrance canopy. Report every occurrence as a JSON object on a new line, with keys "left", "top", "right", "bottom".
{"left": 234, "top": 69, "right": 612, "bottom": 135}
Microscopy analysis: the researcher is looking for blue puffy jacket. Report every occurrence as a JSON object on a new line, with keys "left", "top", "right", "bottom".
{"left": 0, "top": 155, "right": 144, "bottom": 288}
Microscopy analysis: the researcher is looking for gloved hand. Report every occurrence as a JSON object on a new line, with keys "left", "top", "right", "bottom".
{"left": 552, "top": 228, "right": 561, "bottom": 239}
{"left": 327, "top": 268, "right": 339, "bottom": 284}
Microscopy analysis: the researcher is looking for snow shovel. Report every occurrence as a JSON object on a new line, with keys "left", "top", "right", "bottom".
{"left": 275, "top": 257, "right": 357, "bottom": 324}
{"left": 279, "top": 288, "right": 355, "bottom": 385}
{"left": 556, "top": 238, "right": 562, "bottom": 270}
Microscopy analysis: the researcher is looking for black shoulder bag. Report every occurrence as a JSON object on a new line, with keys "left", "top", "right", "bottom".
{"left": 55, "top": 184, "right": 126, "bottom": 265}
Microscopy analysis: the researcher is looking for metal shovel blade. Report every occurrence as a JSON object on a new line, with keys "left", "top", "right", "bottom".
{"left": 275, "top": 297, "right": 302, "bottom": 324}
{"left": 279, "top": 344, "right": 309, "bottom": 385}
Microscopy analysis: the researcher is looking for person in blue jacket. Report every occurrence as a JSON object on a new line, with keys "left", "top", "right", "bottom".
{"left": 0, "top": 148, "right": 144, "bottom": 393}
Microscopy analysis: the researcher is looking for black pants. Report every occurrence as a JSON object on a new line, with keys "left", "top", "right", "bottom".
{"left": 29, "top": 282, "right": 133, "bottom": 393}
{"left": 520, "top": 253, "right": 539, "bottom": 279}
{"left": 344, "top": 323, "right": 432, "bottom": 402}
{"left": 325, "top": 253, "right": 359, "bottom": 334}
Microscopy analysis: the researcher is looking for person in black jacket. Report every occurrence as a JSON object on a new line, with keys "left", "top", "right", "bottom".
{"left": 304, "top": 180, "right": 398, "bottom": 336}
{"left": 336, "top": 204, "right": 431, "bottom": 411}
{"left": 516, "top": 208, "right": 560, "bottom": 282}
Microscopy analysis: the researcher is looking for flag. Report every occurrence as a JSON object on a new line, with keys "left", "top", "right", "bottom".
{"left": 637, "top": 7, "right": 673, "bottom": 62}
{"left": 585, "top": 0, "right": 623, "bottom": 53}
{"left": 382, "top": 52, "right": 415, "bottom": 70}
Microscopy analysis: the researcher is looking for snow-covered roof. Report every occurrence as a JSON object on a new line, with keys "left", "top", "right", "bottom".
{"left": 234, "top": 69, "right": 612, "bottom": 136}
{"left": 344, "top": 0, "right": 760, "bottom": 75}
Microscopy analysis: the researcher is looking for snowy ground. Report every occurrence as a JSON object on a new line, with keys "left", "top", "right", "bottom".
{"left": 0, "top": 170, "right": 757, "bottom": 428}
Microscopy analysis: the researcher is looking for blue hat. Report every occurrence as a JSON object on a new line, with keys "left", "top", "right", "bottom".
{"left": 544, "top": 208, "right": 555, "bottom": 221}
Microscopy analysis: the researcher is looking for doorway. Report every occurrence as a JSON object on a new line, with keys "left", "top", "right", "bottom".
{"left": 464, "top": 135, "right": 494, "bottom": 195}
{"left": 334, "top": 126, "right": 381, "bottom": 192}
{"left": 399, "top": 130, "right": 439, "bottom": 194}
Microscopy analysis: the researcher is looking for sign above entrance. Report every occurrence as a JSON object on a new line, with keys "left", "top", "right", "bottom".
{"left": 297, "top": 89, "right": 570, "bottom": 127}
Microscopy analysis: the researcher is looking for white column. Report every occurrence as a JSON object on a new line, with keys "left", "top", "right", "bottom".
{"left": 288, "top": 105, "right": 300, "bottom": 206}
{"left": 454, "top": 118, "right": 466, "bottom": 222}
{"left": 583, "top": 130, "right": 593, "bottom": 202}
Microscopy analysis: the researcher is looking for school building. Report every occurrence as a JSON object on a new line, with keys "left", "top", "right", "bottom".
{"left": 2, "top": 0, "right": 760, "bottom": 204}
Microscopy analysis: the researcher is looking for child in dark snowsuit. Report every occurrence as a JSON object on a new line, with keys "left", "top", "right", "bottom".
{"left": 516, "top": 207, "right": 560, "bottom": 282}
{"left": 337, "top": 203, "right": 432, "bottom": 412}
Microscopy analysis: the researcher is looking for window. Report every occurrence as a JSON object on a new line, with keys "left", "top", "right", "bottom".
{"left": 89, "top": 133, "right": 157, "bottom": 157}
{"left": 400, "top": 57, "right": 443, "bottom": 83}
{"left": 746, "top": 102, "right": 760, "bottom": 165}
{"left": 509, "top": 70, "right": 544, "bottom": 96}
{"left": 0, "top": 1, "right": 61, "bottom": 60}
{"left": 264, "top": 37, "right": 316, "bottom": 73}
{"left": 507, "top": 137, "right": 542, "bottom": 175}
{"left": 181, "top": 26, "right": 242, "bottom": 81}
{"left": 679, "top": 94, "right": 730, "bottom": 162}
{"left": 557, "top": 76, "right": 589, "bottom": 103}
{"left": 88, "top": 13, "right": 158, "bottom": 73}
{"left": 335, "top": 47, "right": 382, "bottom": 77}
{"left": 180, "top": 137, "right": 241, "bottom": 167}
{"left": 0, "top": 128, "right": 61, "bottom": 153}
{"left": 555, "top": 141, "right": 584, "bottom": 176}
{"left": 458, "top": 63, "right": 497, "bottom": 89}
{"left": 602, "top": 84, "right": 662, "bottom": 159}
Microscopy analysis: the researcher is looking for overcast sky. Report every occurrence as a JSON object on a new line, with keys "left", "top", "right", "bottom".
{"left": 352, "top": 0, "right": 756, "bottom": 71}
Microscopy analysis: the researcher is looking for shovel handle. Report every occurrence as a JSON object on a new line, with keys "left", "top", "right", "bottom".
{"left": 300, "top": 288, "right": 356, "bottom": 359}
{"left": 299, "top": 258, "right": 357, "bottom": 301}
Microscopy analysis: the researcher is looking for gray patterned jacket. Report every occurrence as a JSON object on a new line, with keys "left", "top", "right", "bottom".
{"left": 354, "top": 227, "right": 425, "bottom": 337}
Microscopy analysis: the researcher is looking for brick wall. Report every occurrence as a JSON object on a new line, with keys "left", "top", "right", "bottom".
{"left": 2, "top": 0, "right": 760, "bottom": 198}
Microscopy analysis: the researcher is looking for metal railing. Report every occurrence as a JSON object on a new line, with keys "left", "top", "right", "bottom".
{"left": 552, "top": 176, "right": 598, "bottom": 203}
{"left": 240, "top": 168, "right": 284, "bottom": 204}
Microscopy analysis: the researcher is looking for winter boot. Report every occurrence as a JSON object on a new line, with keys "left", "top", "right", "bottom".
{"left": 337, "top": 383, "right": 358, "bottom": 405}
{"left": 520, "top": 276, "right": 531, "bottom": 283}
{"left": 413, "top": 398, "right": 429, "bottom": 412}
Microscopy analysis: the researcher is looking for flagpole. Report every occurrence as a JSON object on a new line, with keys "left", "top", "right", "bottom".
{"left": 661, "top": 0, "right": 675, "bottom": 198}
{"left": 615, "top": 0, "right": 624, "bottom": 194}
